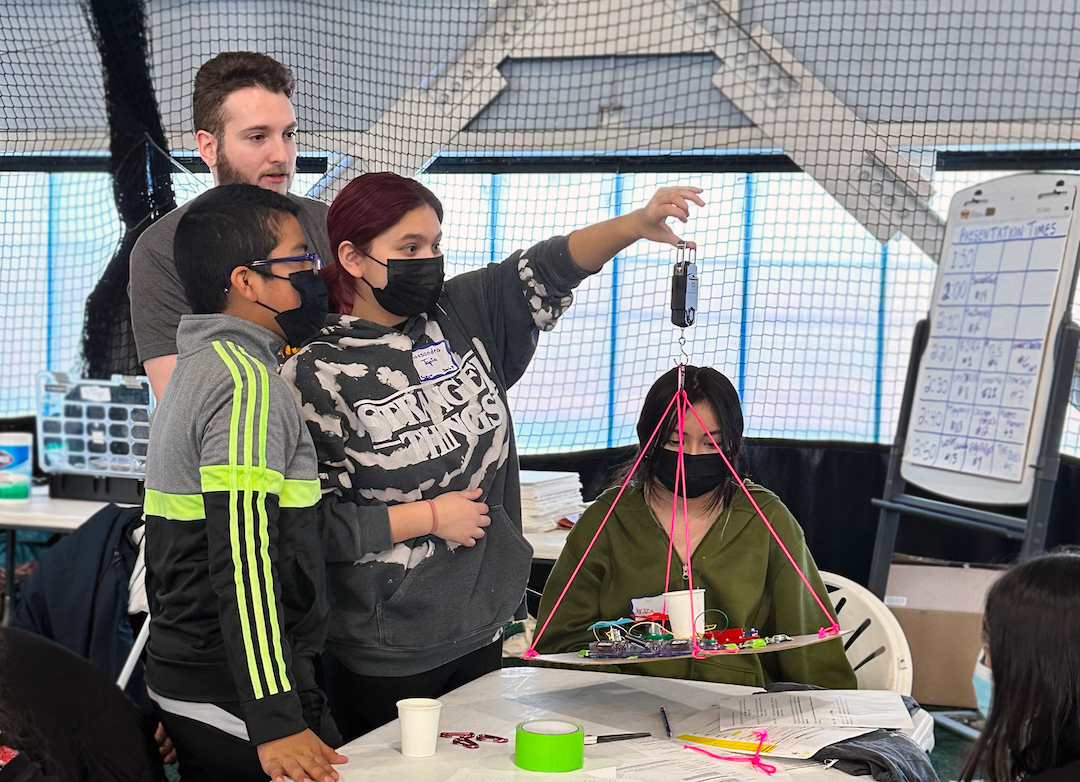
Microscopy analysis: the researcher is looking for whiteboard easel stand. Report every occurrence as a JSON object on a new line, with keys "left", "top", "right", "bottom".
{"left": 868, "top": 316, "right": 1080, "bottom": 598}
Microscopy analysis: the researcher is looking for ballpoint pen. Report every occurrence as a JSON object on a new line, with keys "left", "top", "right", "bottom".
{"left": 660, "top": 707, "right": 672, "bottom": 739}
{"left": 583, "top": 732, "right": 653, "bottom": 745}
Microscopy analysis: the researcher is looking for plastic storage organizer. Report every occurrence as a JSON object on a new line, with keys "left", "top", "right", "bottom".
{"left": 36, "top": 372, "right": 154, "bottom": 478}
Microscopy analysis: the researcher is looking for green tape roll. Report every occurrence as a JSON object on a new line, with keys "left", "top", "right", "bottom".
{"left": 514, "top": 719, "right": 585, "bottom": 772}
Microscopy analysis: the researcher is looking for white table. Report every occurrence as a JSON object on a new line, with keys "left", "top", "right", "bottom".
{"left": 333, "top": 667, "right": 926, "bottom": 782}
{"left": 523, "top": 529, "right": 569, "bottom": 564}
{"left": 0, "top": 495, "right": 566, "bottom": 602}
{"left": 0, "top": 486, "right": 113, "bottom": 606}
{"left": 0, "top": 486, "right": 110, "bottom": 531}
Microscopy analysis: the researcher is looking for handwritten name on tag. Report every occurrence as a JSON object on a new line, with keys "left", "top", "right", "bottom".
{"left": 412, "top": 340, "right": 458, "bottom": 382}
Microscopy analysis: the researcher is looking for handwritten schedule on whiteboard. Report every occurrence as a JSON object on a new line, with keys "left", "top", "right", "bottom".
{"left": 904, "top": 218, "right": 1069, "bottom": 482}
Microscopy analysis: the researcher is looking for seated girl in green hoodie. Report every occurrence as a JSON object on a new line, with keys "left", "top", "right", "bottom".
{"left": 534, "top": 365, "right": 857, "bottom": 689}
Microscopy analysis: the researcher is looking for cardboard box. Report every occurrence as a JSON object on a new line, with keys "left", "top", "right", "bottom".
{"left": 884, "top": 557, "right": 1007, "bottom": 708}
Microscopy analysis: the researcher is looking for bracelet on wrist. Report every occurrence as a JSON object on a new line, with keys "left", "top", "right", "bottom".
{"left": 427, "top": 499, "right": 439, "bottom": 535}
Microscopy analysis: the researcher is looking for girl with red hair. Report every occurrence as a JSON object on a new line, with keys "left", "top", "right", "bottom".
{"left": 282, "top": 172, "right": 703, "bottom": 740}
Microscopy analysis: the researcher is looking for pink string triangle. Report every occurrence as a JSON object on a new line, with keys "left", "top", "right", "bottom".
{"left": 680, "top": 393, "right": 838, "bottom": 635}
{"left": 523, "top": 391, "right": 678, "bottom": 660}
{"left": 683, "top": 730, "right": 778, "bottom": 775}
{"left": 525, "top": 371, "right": 838, "bottom": 661}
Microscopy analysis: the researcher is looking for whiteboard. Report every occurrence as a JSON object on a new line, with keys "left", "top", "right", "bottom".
{"left": 901, "top": 173, "right": 1080, "bottom": 506}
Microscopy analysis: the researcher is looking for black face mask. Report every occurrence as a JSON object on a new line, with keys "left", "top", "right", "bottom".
{"left": 256, "top": 271, "right": 330, "bottom": 348}
{"left": 362, "top": 254, "right": 444, "bottom": 317}
{"left": 653, "top": 449, "right": 728, "bottom": 498}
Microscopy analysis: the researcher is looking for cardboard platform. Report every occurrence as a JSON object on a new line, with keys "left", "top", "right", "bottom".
{"left": 530, "top": 630, "right": 850, "bottom": 666}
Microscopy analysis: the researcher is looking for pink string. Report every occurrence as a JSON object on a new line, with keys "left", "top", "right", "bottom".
{"left": 683, "top": 730, "right": 777, "bottom": 775}
{"left": 664, "top": 364, "right": 688, "bottom": 599}
{"left": 682, "top": 397, "right": 839, "bottom": 634}
{"left": 525, "top": 392, "right": 679, "bottom": 659}
{"left": 662, "top": 406, "right": 683, "bottom": 597}
{"left": 526, "top": 374, "right": 838, "bottom": 660}
{"left": 675, "top": 391, "right": 706, "bottom": 658}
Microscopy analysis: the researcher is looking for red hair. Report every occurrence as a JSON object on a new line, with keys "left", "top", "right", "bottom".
{"left": 323, "top": 172, "right": 444, "bottom": 314}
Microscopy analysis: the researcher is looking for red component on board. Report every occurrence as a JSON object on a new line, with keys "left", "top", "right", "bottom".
{"left": 634, "top": 612, "right": 670, "bottom": 624}
{"left": 702, "top": 627, "right": 759, "bottom": 644}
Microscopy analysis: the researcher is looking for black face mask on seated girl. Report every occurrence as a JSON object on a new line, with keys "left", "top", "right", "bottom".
{"left": 653, "top": 449, "right": 728, "bottom": 498}
{"left": 361, "top": 253, "right": 445, "bottom": 317}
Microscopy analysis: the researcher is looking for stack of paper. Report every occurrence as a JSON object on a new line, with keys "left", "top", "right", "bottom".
{"left": 672, "top": 689, "right": 915, "bottom": 760}
{"left": 519, "top": 470, "right": 584, "bottom": 532}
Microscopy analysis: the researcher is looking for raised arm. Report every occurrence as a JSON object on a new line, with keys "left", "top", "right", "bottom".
{"left": 567, "top": 186, "right": 704, "bottom": 272}
{"left": 444, "top": 185, "right": 705, "bottom": 389}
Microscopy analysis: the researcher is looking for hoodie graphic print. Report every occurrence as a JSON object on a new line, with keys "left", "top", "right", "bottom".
{"left": 282, "top": 236, "right": 589, "bottom": 676}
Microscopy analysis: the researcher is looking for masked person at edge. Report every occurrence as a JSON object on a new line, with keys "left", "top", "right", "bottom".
{"left": 960, "top": 553, "right": 1080, "bottom": 782}
{"left": 534, "top": 365, "right": 857, "bottom": 689}
{"left": 281, "top": 172, "right": 705, "bottom": 740}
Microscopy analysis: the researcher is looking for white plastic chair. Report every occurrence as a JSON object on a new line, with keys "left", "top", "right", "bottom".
{"left": 117, "top": 616, "right": 150, "bottom": 689}
{"left": 819, "top": 571, "right": 913, "bottom": 695}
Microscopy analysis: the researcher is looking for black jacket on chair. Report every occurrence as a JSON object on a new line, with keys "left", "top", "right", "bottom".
{"left": 9, "top": 503, "right": 145, "bottom": 699}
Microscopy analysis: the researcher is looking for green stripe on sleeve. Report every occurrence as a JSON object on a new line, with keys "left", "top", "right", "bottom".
{"left": 144, "top": 489, "right": 205, "bottom": 521}
{"left": 280, "top": 479, "right": 321, "bottom": 508}
{"left": 239, "top": 344, "right": 291, "bottom": 694}
{"left": 211, "top": 341, "right": 264, "bottom": 700}
{"left": 200, "top": 464, "right": 284, "bottom": 494}
{"left": 226, "top": 342, "right": 279, "bottom": 696}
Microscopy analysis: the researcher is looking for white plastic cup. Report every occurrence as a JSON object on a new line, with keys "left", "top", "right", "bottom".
{"left": 663, "top": 588, "right": 707, "bottom": 637}
{"left": 0, "top": 433, "right": 32, "bottom": 505}
{"left": 397, "top": 698, "right": 443, "bottom": 757}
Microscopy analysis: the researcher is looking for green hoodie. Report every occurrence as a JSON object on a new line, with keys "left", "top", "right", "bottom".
{"left": 535, "top": 483, "right": 857, "bottom": 689}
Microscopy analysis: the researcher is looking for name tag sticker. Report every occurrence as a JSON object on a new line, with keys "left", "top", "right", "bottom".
{"left": 413, "top": 340, "right": 458, "bottom": 382}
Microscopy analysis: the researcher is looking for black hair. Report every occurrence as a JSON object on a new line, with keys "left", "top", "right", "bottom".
{"left": 174, "top": 184, "right": 300, "bottom": 314}
{"left": 0, "top": 631, "right": 45, "bottom": 761}
{"left": 617, "top": 365, "right": 746, "bottom": 510}
{"left": 960, "top": 552, "right": 1080, "bottom": 782}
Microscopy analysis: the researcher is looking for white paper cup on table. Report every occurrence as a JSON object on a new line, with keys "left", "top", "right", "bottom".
{"left": 663, "top": 588, "right": 706, "bottom": 637}
{"left": 396, "top": 698, "right": 442, "bottom": 757}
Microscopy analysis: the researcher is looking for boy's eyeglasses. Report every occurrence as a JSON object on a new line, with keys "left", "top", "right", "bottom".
{"left": 247, "top": 253, "right": 323, "bottom": 274}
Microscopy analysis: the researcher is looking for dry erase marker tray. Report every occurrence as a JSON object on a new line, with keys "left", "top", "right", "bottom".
{"left": 36, "top": 372, "right": 154, "bottom": 479}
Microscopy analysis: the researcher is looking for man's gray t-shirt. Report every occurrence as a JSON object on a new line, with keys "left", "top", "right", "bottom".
{"left": 129, "top": 192, "right": 330, "bottom": 364}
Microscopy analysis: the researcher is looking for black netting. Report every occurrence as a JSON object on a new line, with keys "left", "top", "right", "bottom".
{"left": 1, "top": 0, "right": 117, "bottom": 413}
{"left": 81, "top": 0, "right": 175, "bottom": 379}
{"left": 2, "top": 0, "right": 1079, "bottom": 455}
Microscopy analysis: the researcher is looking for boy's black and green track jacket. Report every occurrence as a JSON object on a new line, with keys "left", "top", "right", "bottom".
{"left": 143, "top": 314, "right": 329, "bottom": 746}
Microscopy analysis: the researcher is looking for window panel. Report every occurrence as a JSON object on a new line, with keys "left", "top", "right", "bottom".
{"left": 3, "top": 166, "right": 1074, "bottom": 461}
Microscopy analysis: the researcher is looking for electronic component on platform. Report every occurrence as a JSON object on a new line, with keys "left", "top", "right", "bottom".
{"left": 670, "top": 240, "right": 698, "bottom": 327}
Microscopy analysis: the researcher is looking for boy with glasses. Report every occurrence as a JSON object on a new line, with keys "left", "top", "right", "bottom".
{"left": 143, "top": 184, "right": 343, "bottom": 782}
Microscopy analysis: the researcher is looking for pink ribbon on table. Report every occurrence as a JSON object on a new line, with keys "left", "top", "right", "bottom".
{"left": 683, "top": 730, "right": 777, "bottom": 776}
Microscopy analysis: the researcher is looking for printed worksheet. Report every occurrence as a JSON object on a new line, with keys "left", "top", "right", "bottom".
{"left": 674, "top": 723, "right": 874, "bottom": 760}
{"left": 706, "top": 689, "right": 913, "bottom": 730}
{"left": 669, "top": 689, "right": 912, "bottom": 758}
